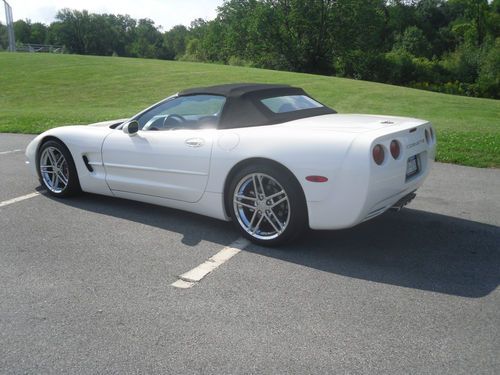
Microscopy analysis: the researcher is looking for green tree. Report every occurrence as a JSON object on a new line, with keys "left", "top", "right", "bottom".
{"left": 394, "top": 26, "right": 431, "bottom": 57}
{"left": 0, "top": 22, "right": 7, "bottom": 50}
{"left": 332, "top": 0, "right": 386, "bottom": 77}
{"left": 205, "top": 0, "right": 341, "bottom": 72}
{"left": 163, "top": 25, "right": 189, "bottom": 59}
{"left": 29, "top": 23, "right": 49, "bottom": 44}
{"left": 477, "top": 38, "right": 500, "bottom": 97}
{"left": 268, "top": 0, "right": 337, "bottom": 73}
{"left": 449, "top": 0, "right": 489, "bottom": 46}
{"left": 13, "top": 20, "right": 32, "bottom": 43}
{"left": 107, "top": 14, "right": 137, "bottom": 56}
{"left": 129, "top": 18, "right": 164, "bottom": 58}
{"left": 0, "top": 23, "right": 7, "bottom": 50}
{"left": 54, "top": 9, "right": 91, "bottom": 54}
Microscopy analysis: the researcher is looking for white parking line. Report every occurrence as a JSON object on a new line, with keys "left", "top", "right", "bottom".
{"left": 172, "top": 237, "right": 250, "bottom": 289}
{"left": 0, "top": 192, "right": 40, "bottom": 208}
{"left": 0, "top": 149, "right": 22, "bottom": 155}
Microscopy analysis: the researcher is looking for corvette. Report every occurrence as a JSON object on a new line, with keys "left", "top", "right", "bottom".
{"left": 26, "top": 83, "right": 436, "bottom": 245}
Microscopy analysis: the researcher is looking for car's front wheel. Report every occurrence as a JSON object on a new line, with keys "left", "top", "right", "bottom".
{"left": 37, "top": 140, "right": 81, "bottom": 197}
{"left": 228, "top": 164, "right": 307, "bottom": 246}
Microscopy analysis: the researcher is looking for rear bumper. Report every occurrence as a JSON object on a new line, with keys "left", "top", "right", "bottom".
{"left": 307, "top": 186, "right": 422, "bottom": 230}
{"left": 360, "top": 187, "right": 418, "bottom": 222}
{"left": 307, "top": 151, "right": 434, "bottom": 230}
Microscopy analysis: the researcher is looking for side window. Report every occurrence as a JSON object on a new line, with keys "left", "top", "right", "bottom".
{"left": 137, "top": 95, "right": 226, "bottom": 131}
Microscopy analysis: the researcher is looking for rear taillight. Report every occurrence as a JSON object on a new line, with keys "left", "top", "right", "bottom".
{"left": 390, "top": 140, "right": 401, "bottom": 159}
{"left": 425, "top": 129, "right": 431, "bottom": 144}
{"left": 372, "top": 144, "right": 385, "bottom": 165}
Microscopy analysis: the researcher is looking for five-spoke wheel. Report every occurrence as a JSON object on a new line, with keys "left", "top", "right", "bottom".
{"left": 229, "top": 164, "right": 307, "bottom": 246}
{"left": 233, "top": 173, "right": 290, "bottom": 240}
{"left": 39, "top": 146, "right": 69, "bottom": 193}
{"left": 37, "top": 140, "right": 81, "bottom": 197}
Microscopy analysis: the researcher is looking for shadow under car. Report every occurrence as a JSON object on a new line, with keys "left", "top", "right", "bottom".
{"left": 40, "top": 188, "right": 500, "bottom": 299}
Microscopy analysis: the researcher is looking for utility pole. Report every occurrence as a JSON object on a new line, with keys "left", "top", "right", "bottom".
{"left": 2, "top": 0, "right": 15, "bottom": 52}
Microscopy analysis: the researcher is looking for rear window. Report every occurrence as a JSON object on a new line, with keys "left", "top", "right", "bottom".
{"left": 261, "top": 95, "right": 323, "bottom": 113}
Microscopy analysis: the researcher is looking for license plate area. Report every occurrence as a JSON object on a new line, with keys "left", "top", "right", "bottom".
{"left": 406, "top": 154, "right": 420, "bottom": 179}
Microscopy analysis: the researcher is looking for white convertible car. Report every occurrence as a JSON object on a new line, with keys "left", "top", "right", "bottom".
{"left": 26, "top": 83, "right": 436, "bottom": 245}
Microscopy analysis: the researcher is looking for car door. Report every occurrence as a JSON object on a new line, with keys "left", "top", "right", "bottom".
{"left": 101, "top": 95, "right": 225, "bottom": 203}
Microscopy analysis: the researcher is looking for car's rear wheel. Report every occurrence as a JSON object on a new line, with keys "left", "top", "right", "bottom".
{"left": 229, "top": 164, "right": 307, "bottom": 246}
{"left": 37, "top": 140, "right": 81, "bottom": 197}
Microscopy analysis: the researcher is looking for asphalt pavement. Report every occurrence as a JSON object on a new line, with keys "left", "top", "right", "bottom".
{"left": 0, "top": 133, "right": 499, "bottom": 374}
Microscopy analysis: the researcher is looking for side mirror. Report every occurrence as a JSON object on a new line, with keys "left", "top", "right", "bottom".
{"left": 123, "top": 120, "right": 139, "bottom": 136}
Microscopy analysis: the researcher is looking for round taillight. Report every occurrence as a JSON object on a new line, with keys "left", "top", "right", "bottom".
{"left": 390, "top": 140, "right": 401, "bottom": 159}
{"left": 372, "top": 144, "right": 385, "bottom": 165}
{"left": 425, "top": 129, "right": 431, "bottom": 144}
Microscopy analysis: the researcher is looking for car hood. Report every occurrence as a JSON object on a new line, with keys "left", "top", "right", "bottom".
{"left": 88, "top": 118, "right": 128, "bottom": 128}
{"left": 280, "top": 114, "right": 428, "bottom": 133}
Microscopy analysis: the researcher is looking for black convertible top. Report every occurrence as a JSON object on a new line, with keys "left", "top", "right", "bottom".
{"left": 179, "top": 83, "right": 291, "bottom": 97}
{"left": 178, "top": 83, "right": 336, "bottom": 129}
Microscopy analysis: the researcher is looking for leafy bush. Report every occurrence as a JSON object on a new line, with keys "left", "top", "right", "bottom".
{"left": 477, "top": 38, "right": 500, "bottom": 98}
{"left": 253, "top": 52, "right": 294, "bottom": 71}
{"left": 411, "top": 57, "right": 442, "bottom": 83}
{"left": 440, "top": 44, "right": 482, "bottom": 84}
{"left": 393, "top": 26, "right": 431, "bottom": 58}
{"left": 228, "top": 55, "right": 253, "bottom": 67}
{"left": 383, "top": 50, "right": 416, "bottom": 84}
{"left": 335, "top": 51, "right": 388, "bottom": 82}
{"left": 410, "top": 81, "right": 479, "bottom": 97}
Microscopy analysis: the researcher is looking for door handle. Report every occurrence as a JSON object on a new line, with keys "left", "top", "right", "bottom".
{"left": 185, "top": 138, "right": 205, "bottom": 148}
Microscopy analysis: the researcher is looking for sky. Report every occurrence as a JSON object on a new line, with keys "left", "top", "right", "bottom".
{"left": 5, "top": 0, "right": 224, "bottom": 31}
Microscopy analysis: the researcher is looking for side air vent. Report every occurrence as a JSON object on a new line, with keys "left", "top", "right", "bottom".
{"left": 82, "top": 155, "right": 94, "bottom": 172}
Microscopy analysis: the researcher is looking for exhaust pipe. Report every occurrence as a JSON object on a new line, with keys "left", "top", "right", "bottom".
{"left": 390, "top": 192, "right": 416, "bottom": 212}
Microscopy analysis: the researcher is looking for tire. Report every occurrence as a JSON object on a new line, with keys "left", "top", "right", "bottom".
{"left": 228, "top": 164, "right": 307, "bottom": 246}
{"left": 37, "top": 140, "right": 81, "bottom": 197}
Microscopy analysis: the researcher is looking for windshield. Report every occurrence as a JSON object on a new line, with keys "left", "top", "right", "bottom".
{"left": 135, "top": 95, "right": 226, "bottom": 130}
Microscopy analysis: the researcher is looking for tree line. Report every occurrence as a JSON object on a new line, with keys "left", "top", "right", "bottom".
{"left": 1, "top": 0, "right": 498, "bottom": 98}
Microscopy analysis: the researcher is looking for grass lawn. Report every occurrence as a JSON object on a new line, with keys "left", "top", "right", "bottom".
{"left": 0, "top": 52, "right": 498, "bottom": 167}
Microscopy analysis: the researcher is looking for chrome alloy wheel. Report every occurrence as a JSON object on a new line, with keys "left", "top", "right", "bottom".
{"left": 233, "top": 173, "right": 291, "bottom": 240}
{"left": 39, "top": 146, "right": 69, "bottom": 193}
